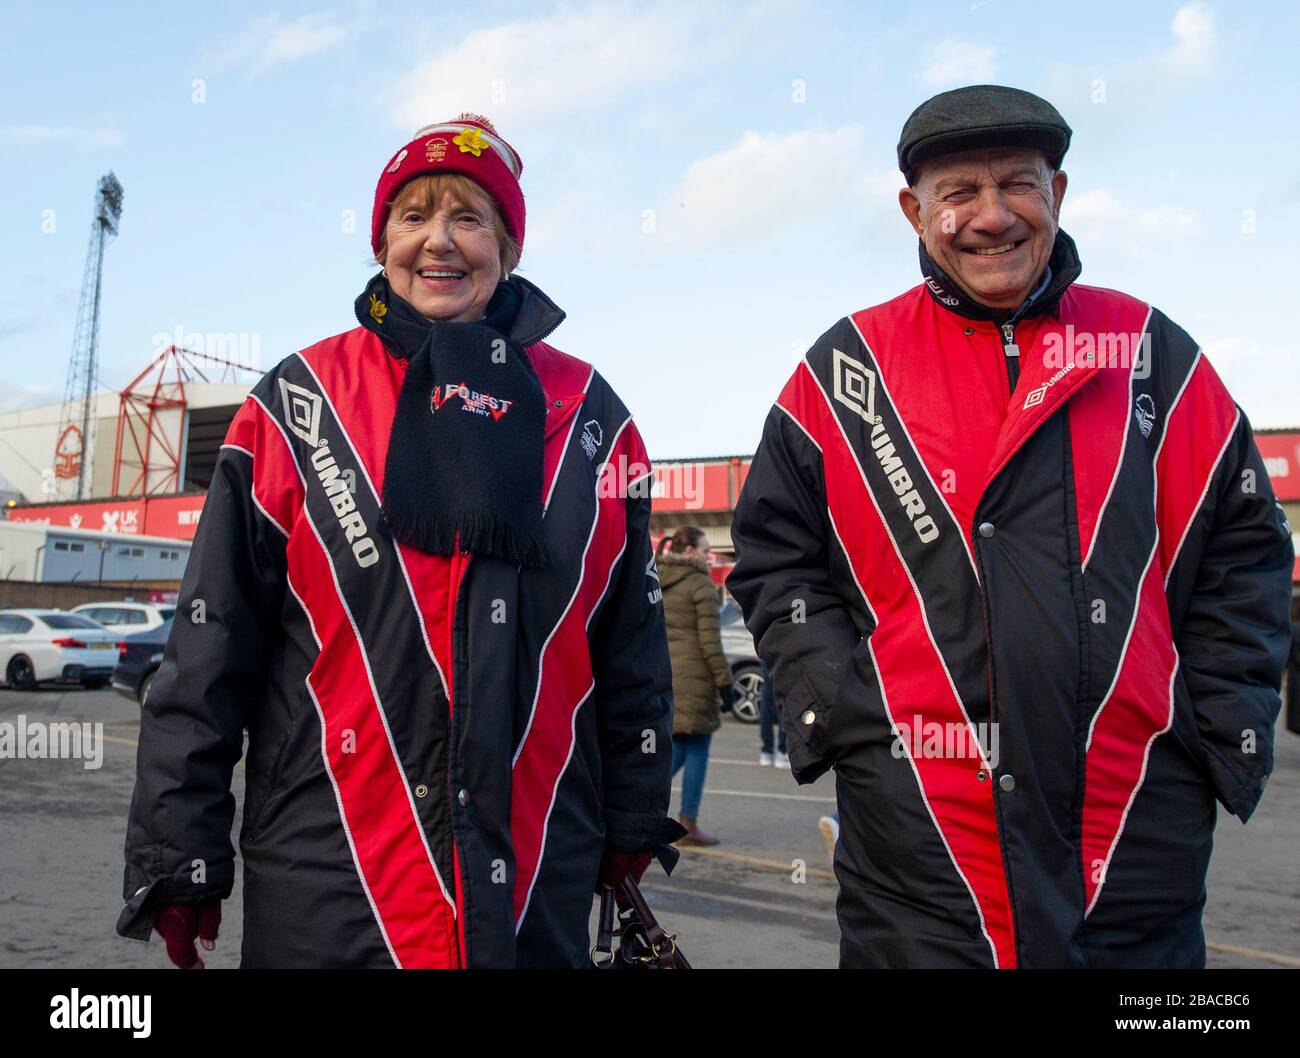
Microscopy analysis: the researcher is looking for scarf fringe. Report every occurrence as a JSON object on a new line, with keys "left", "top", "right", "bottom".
{"left": 381, "top": 500, "right": 549, "bottom": 568}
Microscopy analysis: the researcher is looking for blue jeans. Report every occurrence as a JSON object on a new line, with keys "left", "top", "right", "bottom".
{"left": 758, "top": 663, "right": 786, "bottom": 754}
{"left": 671, "top": 733, "right": 712, "bottom": 819}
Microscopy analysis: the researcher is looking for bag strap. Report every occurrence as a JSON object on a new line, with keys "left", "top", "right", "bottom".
{"left": 591, "top": 886, "right": 617, "bottom": 968}
{"left": 619, "top": 878, "right": 679, "bottom": 969}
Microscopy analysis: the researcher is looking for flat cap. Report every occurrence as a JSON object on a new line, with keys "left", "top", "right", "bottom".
{"left": 897, "top": 84, "right": 1071, "bottom": 184}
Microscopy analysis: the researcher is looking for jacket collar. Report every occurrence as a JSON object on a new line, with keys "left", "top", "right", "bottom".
{"left": 358, "top": 271, "right": 567, "bottom": 360}
{"left": 918, "top": 227, "right": 1082, "bottom": 325}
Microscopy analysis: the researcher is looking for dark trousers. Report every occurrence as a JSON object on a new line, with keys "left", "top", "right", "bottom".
{"left": 758, "top": 663, "right": 786, "bottom": 754}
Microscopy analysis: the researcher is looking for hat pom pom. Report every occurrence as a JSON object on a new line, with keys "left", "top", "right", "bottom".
{"left": 456, "top": 112, "right": 498, "bottom": 133}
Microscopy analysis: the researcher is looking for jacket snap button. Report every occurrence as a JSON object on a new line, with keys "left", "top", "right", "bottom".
{"left": 800, "top": 709, "right": 816, "bottom": 726}
{"left": 414, "top": 784, "right": 429, "bottom": 798}
{"left": 976, "top": 770, "right": 987, "bottom": 782}
{"left": 978, "top": 522, "right": 995, "bottom": 539}
{"left": 457, "top": 788, "right": 470, "bottom": 807}
{"left": 553, "top": 400, "right": 563, "bottom": 408}
{"left": 998, "top": 774, "right": 1016, "bottom": 792}
{"left": 964, "top": 327, "right": 974, "bottom": 336}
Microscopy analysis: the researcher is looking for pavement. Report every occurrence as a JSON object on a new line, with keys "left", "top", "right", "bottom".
{"left": 1, "top": 685, "right": 1296, "bottom": 969}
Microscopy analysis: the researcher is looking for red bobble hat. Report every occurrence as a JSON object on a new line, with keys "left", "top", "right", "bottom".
{"left": 371, "top": 114, "right": 525, "bottom": 257}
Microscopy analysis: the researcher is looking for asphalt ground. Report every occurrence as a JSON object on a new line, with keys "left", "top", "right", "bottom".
{"left": 1, "top": 686, "right": 1296, "bottom": 969}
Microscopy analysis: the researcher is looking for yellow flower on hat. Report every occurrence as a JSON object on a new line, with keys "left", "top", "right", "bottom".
{"left": 453, "top": 126, "right": 488, "bottom": 157}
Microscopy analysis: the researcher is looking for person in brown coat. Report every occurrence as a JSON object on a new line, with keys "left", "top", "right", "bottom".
{"left": 657, "top": 527, "right": 735, "bottom": 845}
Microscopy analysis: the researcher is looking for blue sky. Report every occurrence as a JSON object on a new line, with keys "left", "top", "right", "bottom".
{"left": 3, "top": 0, "right": 1298, "bottom": 460}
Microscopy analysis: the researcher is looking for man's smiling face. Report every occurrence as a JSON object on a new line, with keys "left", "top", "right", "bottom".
{"left": 898, "top": 147, "right": 1068, "bottom": 310}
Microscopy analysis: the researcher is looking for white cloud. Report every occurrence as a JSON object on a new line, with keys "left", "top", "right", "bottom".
{"left": 655, "top": 126, "right": 896, "bottom": 247}
{"left": 203, "top": 11, "right": 349, "bottom": 72}
{"left": 1045, "top": 2, "right": 1215, "bottom": 106}
{"left": 1062, "top": 188, "right": 1198, "bottom": 241}
{"left": 920, "top": 37, "right": 997, "bottom": 87}
{"left": 1162, "top": 3, "right": 1215, "bottom": 73}
{"left": 2, "top": 126, "right": 124, "bottom": 148}
{"left": 384, "top": 4, "right": 700, "bottom": 131}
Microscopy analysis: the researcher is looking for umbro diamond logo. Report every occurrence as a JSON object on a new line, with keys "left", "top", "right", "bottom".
{"left": 280, "top": 379, "right": 323, "bottom": 447}
{"left": 832, "top": 347, "right": 879, "bottom": 425}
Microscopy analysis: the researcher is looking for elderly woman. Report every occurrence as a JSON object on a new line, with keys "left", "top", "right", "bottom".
{"left": 116, "top": 115, "right": 682, "bottom": 968}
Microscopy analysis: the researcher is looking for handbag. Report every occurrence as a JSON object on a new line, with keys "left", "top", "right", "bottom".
{"left": 591, "top": 877, "right": 691, "bottom": 969}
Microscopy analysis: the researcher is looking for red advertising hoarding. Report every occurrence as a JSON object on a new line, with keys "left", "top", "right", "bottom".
{"left": 6, "top": 493, "right": 207, "bottom": 540}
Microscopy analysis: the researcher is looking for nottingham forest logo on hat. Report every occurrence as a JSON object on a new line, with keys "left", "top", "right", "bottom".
{"left": 431, "top": 381, "right": 514, "bottom": 421}
{"left": 425, "top": 137, "right": 448, "bottom": 163}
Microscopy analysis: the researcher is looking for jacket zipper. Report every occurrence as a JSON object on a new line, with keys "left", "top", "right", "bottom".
{"left": 1001, "top": 322, "right": 1021, "bottom": 395}
{"left": 447, "top": 530, "right": 470, "bottom": 967}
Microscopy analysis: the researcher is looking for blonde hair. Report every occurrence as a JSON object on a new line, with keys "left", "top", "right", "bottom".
{"left": 375, "top": 173, "right": 521, "bottom": 274}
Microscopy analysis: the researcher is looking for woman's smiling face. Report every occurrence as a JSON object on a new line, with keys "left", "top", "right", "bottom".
{"left": 382, "top": 178, "right": 503, "bottom": 322}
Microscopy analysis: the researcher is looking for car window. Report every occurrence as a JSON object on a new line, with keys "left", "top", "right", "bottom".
{"left": 124, "top": 609, "right": 148, "bottom": 625}
{"left": 157, "top": 607, "right": 176, "bottom": 621}
{"left": 0, "top": 615, "right": 17, "bottom": 634}
{"left": 11, "top": 616, "right": 33, "bottom": 634}
{"left": 39, "top": 613, "right": 104, "bottom": 630}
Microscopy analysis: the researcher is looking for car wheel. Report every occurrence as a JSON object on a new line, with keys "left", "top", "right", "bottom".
{"left": 6, "top": 655, "right": 37, "bottom": 691}
{"left": 138, "top": 671, "right": 155, "bottom": 707}
{"left": 731, "top": 665, "right": 763, "bottom": 724}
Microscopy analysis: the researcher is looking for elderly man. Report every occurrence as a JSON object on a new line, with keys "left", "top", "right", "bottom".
{"left": 729, "top": 84, "right": 1293, "bottom": 968}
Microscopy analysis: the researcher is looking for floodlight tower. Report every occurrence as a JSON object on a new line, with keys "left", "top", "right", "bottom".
{"left": 53, "top": 171, "right": 124, "bottom": 500}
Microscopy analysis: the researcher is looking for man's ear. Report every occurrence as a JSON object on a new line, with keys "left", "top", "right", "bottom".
{"left": 898, "top": 186, "right": 924, "bottom": 235}
{"left": 1051, "top": 169, "right": 1068, "bottom": 223}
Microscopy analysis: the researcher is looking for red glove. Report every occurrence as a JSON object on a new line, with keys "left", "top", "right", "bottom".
{"left": 597, "top": 849, "right": 654, "bottom": 892}
{"left": 153, "top": 901, "right": 221, "bottom": 969}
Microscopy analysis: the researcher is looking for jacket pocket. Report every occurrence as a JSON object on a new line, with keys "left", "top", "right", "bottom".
{"left": 781, "top": 665, "right": 837, "bottom": 782}
{"left": 243, "top": 689, "right": 303, "bottom": 842}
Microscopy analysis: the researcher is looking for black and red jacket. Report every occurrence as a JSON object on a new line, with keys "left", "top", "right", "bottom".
{"left": 117, "top": 276, "right": 678, "bottom": 968}
{"left": 729, "top": 231, "right": 1293, "bottom": 968}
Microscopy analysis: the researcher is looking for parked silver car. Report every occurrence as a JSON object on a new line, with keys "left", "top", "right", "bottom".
{"left": 720, "top": 598, "right": 762, "bottom": 724}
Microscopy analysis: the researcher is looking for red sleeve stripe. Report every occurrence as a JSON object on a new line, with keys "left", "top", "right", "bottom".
{"left": 219, "top": 443, "right": 292, "bottom": 540}
{"left": 511, "top": 416, "right": 634, "bottom": 929}
{"left": 249, "top": 392, "right": 461, "bottom": 968}
{"left": 224, "top": 399, "right": 303, "bottom": 538}
{"left": 1157, "top": 355, "right": 1239, "bottom": 586}
{"left": 789, "top": 360, "right": 1016, "bottom": 968}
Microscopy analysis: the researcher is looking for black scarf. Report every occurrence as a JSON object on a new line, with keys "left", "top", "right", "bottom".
{"left": 355, "top": 271, "right": 548, "bottom": 567}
